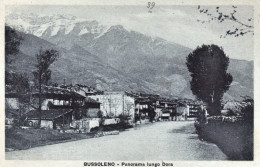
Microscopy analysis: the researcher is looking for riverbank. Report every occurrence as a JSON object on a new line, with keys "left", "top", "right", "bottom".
{"left": 5, "top": 127, "right": 94, "bottom": 151}
{"left": 195, "top": 118, "right": 253, "bottom": 160}
{"left": 6, "top": 123, "right": 133, "bottom": 151}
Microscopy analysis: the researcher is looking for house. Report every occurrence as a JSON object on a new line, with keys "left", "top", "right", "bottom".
{"left": 181, "top": 100, "right": 205, "bottom": 118}
{"left": 85, "top": 97, "right": 101, "bottom": 118}
{"left": 31, "top": 86, "right": 102, "bottom": 127}
{"left": 135, "top": 96, "right": 156, "bottom": 122}
{"left": 31, "top": 86, "right": 86, "bottom": 110}
{"left": 88, "top": 91, "right": 135, "bottom": 119}
{"left": 155, "top": 99, "right": 177, "bottom": 120}
{"left": 186, "top": 103, "right": 199, "bottom": 117}
{"left": 26, "top": 109, "right": 73, "bottom": 129}
{"left": 135, "top": 97, "right": 153, "bottom": 112}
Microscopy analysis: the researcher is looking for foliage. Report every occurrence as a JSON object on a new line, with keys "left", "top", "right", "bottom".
{"left": 148, "top": 109, "right": 156, "bottom": 122}
{"left": 33, "top": 49, "right": 59, "bottom": 126}
{"left": 107, "top": 112, "right": 115, "bottom": 118}
{"left": 5, "top": 71, "right": 30, "bottom": 95}
{"left": 5, "top": 72, "right": 31, "bottom": 126}
{"left": 240, "top": 96, "right": 254, "bottom": 122}
{"left": 118, "top": 114, "right": 132, "bottom": 127}
{"left": 5, "top": 26, "right": 29, "bottom": 126}
{"left": 186, "top": 44, "right": 233, "bottom": 115}
{"left": 96, "top": 110, "right": 104, "bottom": 125}
{"left": 5, "top": 26, "right": 22, "bottom": 64}
{"left": 197, "top": 6, "right": 253, "bottom": 38}
{"left": 195, "top": 96, "right": 254, "bottom": 160}
{"left": 33, "top": 49, "right": 59, "bottom": 86}
{"left": 118, "top": 114, "right": 129, "bottom": 122}
{"left": 97, "top": 110, "right": 104, "bottom": 118}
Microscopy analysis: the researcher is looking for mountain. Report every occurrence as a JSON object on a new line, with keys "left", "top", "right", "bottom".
{"left": 6, "top": 13, "right": 254, "bottom": 100}
{"left": 6, "top": 13, "right": 108, "bottom": 49}
{"left": 7, "top": 30, "right": 158, "bottom": 94}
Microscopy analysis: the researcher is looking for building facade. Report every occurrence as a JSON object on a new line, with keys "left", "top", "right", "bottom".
{"left": 89, "top": 91, "right": 135, "bottom": 119}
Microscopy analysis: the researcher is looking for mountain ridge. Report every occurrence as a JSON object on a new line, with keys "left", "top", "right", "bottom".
{"left": 5, "top": 13, "right": 254, "bottom": 101}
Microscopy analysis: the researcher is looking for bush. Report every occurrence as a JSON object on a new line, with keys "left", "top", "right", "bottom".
{"left": 240, "top": 97, "right": 253, "bottom": 122}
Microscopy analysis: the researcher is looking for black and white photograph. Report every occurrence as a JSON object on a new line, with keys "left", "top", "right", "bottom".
{"left": 2, "top": 0, "right": 258, "bottom": 164}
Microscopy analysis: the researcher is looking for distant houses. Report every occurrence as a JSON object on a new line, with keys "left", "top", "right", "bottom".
{"left": 155, "top": 99, "right": 177, "bottom": 120}
{"left": 179, "top": 99, "right": 205, "bottom": 118}
{"left": 5, "top": 83, "right": 205, "bottom": 129}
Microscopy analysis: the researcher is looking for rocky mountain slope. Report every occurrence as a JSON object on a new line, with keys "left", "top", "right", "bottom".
{"left": 7, "top": 30, "right": 157, "bottom": 94}
{"left": 6, "top": 13, "right": 253, "bottom": 100}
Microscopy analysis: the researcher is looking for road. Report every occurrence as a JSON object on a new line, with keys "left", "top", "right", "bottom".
{"left": 6, "top": 121, "right": 227, "bottom": 160}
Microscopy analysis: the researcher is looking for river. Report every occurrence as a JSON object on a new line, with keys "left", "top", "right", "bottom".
{"left": 6, "top": 121, "right": 227, "bottom": 160}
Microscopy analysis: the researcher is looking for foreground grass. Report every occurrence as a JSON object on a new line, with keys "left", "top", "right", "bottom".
{"left": 5, "top": 127, "right": 95, "bottom": 151}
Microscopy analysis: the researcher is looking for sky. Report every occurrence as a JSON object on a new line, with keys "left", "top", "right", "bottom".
{"left": 6, "top": 5, "right": 254, "bottom": 61}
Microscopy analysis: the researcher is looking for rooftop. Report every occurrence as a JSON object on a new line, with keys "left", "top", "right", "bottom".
{"left": 32, "top": 86, "right": 85, "bottom": 99}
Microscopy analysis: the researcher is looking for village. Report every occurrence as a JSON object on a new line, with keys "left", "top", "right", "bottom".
{"left": 4, "top": 5, "right": 254, "bottom": 161}
{"left": 5, "top": 82, "right": 203, "bottom": 132}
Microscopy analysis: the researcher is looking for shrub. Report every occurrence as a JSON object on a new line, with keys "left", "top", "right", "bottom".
{"left": 240, "top": 97, "right": 253, "bottom": 122}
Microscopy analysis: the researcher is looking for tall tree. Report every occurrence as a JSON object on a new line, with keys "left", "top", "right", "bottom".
{"left": 186, "top": 44, "right": 233, "bottom": 115}
{"left": 33, "top": 49, "right": 59, "bottom": 126}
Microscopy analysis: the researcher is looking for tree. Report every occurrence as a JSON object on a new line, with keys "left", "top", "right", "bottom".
{"left": 33, "top": 49, "right": 59, "bottom": 126}
{"left": 5, "top": 26, "right": 30, "bottom": 126}
{"left": 5, "top": 72, "right": 30, "bottom": 126}
{"left": 186, "top": 44, "right": 233, "bottom": 115}
{"left": 197, "top": 6, "right": 253, "bottom": 38}
{"left": 5, "top": 26, "right": 22, "bottom": 64}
